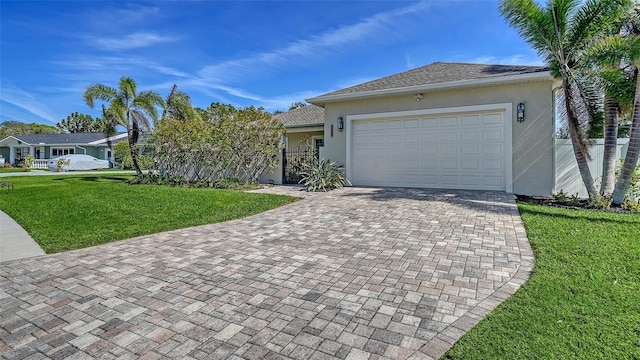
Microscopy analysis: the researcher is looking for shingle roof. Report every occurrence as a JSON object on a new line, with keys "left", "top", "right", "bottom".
{"left": 9, "top": 133, "right": 123, "bottom": 145}
{"left": 312, "top": 62, "right": 550, "bottom": 98}
{"left": 274, "top": 105, "right": 324, "bottom": 127}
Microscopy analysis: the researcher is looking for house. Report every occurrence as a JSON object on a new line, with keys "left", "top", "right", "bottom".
{"left": 270, "top": 105, "right": 325, "bottom": 184}
{"left": 270, "top": 62, "right": 559, "bottom": 196}
{"left": 0, "top": 132, "right": 127, "bottom": 168}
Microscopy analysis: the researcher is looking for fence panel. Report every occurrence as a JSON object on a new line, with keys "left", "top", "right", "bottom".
{"left": 555, "top": 139, "right": 630, "bottom": 197}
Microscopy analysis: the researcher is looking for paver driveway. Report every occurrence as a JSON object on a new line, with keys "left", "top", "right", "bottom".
{"left": 0, "top": 187, "right": 533, "bottom": 360}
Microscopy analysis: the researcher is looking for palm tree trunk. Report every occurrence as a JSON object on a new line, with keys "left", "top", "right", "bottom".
{"left": 600, "top": 96, "right": 619, "bottom": 195}
{"left": 130, "top": 120, "right": 143, "bottom": 177}
{"left": 564, "top": 83, "right": 598, "bottom": 197}
{"left": 612, "top": 76, "right": 640, "bottom": 205}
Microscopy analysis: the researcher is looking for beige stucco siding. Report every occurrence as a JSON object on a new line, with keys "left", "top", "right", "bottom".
{"left": 320, "top": 80, "right": 555, "bottom": 196}
{"left": 285, "top": 131, "right": 323, "bottom": 151}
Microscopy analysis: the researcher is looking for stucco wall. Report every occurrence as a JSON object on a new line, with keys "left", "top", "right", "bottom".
{"left": 320, "top": 80, "right": 556, "bottom": 196}
{"left": 286, "top": 131, "right": 323, "bottom": 151}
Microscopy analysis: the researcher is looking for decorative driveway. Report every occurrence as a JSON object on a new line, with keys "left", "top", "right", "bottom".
{"left": 0, "top": 187, "right": 533, "bottom": 360}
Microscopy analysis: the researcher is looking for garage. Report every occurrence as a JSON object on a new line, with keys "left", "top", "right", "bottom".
{"left": 346, "top": 105, "right": 512, "bottom": 191}
{"left": 306, "top": 62, "right": 555, "bottom": 196}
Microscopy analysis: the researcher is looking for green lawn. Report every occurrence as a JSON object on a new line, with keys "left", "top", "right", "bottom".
{"left": 0, "top": 168, "right": 33, "bottom": 173}
{"left": 0, "top": 175, "right": 297, "bottom": 253}
{"left": 443, "top": 203, "right": 640, "bottom": 359}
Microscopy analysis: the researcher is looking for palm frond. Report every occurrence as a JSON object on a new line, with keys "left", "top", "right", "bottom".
{"left": 130, "top": 110, "right": 153, "bottom": 132}
{"left": 83, "top": 84, "right": 117, "bottom": 108}
{"left": 567, "top": 0, "right": 631, "bottom": 53}
{"left": 133, "top": 90, "right": 164, "bottom": 123}
{"left": 119, "top": 77, "right": 137, "bottom": 103}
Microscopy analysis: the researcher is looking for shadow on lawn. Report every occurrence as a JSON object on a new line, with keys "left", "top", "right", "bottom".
{"left": 518, "top": 205, "right": 640, "bottom": 225}
{"left": 52, "top": 176, "right": 131, "bottom": 182}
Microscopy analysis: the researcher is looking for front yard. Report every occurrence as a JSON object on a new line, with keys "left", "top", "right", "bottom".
{"left": 0, "top": 175, "right": 297, "bottom": 253}
{"left": 444, "top": 203, "right": 640, "bottom": 359}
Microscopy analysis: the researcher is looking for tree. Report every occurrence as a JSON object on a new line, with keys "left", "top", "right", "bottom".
{"left": 289, "top": 102, "right": 307, "bottom": 110}
{"left": 500, "top": 0, "right": 632, "bottom": 198}
{"left": 56, "top": 112, "right": 104, "bottom": 133}
{"left": 0, "top": 121, "right": 59, "bottom": 138}
{"left": 83, "top": 77, "right": 164, "bottom": 176}
{"left": 588, "top": 31, "right": 640, "bottom": 204}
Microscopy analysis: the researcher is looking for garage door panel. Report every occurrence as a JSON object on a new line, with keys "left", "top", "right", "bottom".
{"left": 483, "top": 113, "right": 503, "bottom": 124}
{"left": 462, "top": 130, "right": 480, "bottom": 141}
{"left": 442, "top": 131, "right": 458, "bottom": 141}
{"left": 441, "top": 116, "right": 459, "bottom": 126}
{"left": 351, "top": 110, "right": 506, "bottom": 191}
{"left": 484, "top": 129, "right": 503, "bottom": 141}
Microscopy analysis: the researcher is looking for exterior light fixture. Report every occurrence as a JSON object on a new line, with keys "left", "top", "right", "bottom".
{"left": 517, "top": 103, "right": 525, "bottom": 122}
{"left": 338, "top": 117, "right": 344, "bottom": 131}
{"left": 415, "top": 93, "right": 423, "bottom": 101}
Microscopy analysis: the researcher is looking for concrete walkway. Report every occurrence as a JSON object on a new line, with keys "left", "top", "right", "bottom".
{"left": 0, "top": 210, "right": 45, "bottom": 262}
{"left": 0, "top": 187, "right": 534, "bottom": 359}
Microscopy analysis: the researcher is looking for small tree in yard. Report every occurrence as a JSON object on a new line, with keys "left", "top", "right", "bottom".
{"left": 83, "top": 77, "right": 164, "bottom": 176}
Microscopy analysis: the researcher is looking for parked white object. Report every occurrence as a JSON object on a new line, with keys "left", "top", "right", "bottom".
{"left": 47, "top": 154, "right": 110, "bottom": 171}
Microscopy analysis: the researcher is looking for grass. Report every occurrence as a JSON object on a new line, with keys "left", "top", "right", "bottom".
{"left": 0, "top": 174, "right": 297, "bottom": 253}
{"left": 0, "top": 168, "right": 33, "bottom": 173}
{"left": 443, "top": 203, "right": 640, "bottom": 359}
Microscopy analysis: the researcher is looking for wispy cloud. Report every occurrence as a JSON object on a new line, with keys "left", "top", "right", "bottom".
{"left": 0, "top": 81, "right": 58, "bottom": 124}
{"left": 467, "top": 54, "right": 544, "bottom": 66}
{"left": 197, "top": 1, "right": 431, "bottom": 84}
{"left": 90, "top": 32, "right": 177, "bottom": 51}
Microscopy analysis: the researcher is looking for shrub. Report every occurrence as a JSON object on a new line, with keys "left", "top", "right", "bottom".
{"left": 622, "top": 200, "right": 640, "bottom": 212}
{"left": 24, "top": 154, "right": 35, "bottom": 169}
{"left": 298, "top": 158, "right": 351, "bottom": 192}
{"left": 153, "top": 103, "right": 284, "bottom": 183}
{"left": 113, "top": 142, "right": 152, "bottom": 170}
{"left": 587, "top": 193, "right": 612, "bottom": 210}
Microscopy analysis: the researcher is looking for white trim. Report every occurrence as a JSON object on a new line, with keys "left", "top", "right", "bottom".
{"left": 311, "top": 136, "right": 324, "bottom": 151}
{"left": 0, "top": 135, "right": 31, "bottom": 146}
{"left": 345, "top": 103, "right": 514, "bottom": 193}
{"left": 308, "top": 71, "right": 552, "bottom": 105}
{"left": 87, "top": 133, "right": 128, "bottom": 145}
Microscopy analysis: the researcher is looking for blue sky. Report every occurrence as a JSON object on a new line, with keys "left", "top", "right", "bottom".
{"left": 0, "top": 0, "right": 542, "bottom": 126}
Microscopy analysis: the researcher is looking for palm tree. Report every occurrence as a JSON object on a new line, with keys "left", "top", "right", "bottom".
{"left": 83, "top": 77, "right": 164, "bottom": 176}
{"left": 588, "top": 32, "right": 640, "bottom": 204}
{"left": 500, "top": 0, "right": 632, "bottom": 198}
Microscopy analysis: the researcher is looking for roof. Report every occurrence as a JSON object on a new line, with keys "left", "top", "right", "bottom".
{"left": 2, "top": 133, "right": 126, "bottom": 145}
{"left": 307, "top": 62, "right": 551, "bottom": 105}
{"left": 274, "top": 105, "right": 324, "bottom": 127}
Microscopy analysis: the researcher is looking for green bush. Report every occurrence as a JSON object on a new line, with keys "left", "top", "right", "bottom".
{"left": 298, "top": 158, "right": 351, "bottom": 192}
{"left": 622, "top": 200, "right": 640, "bottom": 212}
{"left": 113, "top": 142, "right": 152, "bottom": 170}
{"left": 616, "top": 158, "right": 640, "bottom": 201}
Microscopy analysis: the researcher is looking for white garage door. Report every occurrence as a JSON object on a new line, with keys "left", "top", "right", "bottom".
{"left": 350, "top": 111, "right": 507, "bottom": 191}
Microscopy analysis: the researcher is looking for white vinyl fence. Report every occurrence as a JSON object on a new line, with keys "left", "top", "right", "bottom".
{"left": 555, "top": 138, "right": 631, "bottom": 197}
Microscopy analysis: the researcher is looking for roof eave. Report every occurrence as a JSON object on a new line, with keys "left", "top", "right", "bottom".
{"left": 284, "top": 122, "right": 324, "bottom": 128}
{"left": 88, "top": 133, "right": 128, "bottom": 145}
{"left": 307, "top": 71, "right": 553, "bottom": 106}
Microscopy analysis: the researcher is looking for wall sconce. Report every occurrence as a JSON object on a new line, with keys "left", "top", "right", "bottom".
{"left": 517, "top": 103, "right": 525, "bottom": 122}
{"left": 337, "top": 117, "right": 344, "bottom": 131}
{"left": 415, "top": 93, "right": 423, "bottom": 102}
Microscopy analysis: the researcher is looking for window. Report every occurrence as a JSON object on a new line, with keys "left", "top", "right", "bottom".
{"left": 52, "top": 147, "right": 75, "bottom": 157}
{"left": 15, "top": 147, "right": 29, "bottom": 160}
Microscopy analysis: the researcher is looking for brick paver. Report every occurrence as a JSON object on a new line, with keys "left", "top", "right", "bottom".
{"left": 0, "top": 187, "right": 533, "bottom": 359}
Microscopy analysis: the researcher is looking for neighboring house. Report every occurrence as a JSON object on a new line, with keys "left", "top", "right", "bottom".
{"left": 269, "top": 62, "right": 561, "bottom": 196}
{"left": 0, "top": 132, "right": 127, "bottom": 167}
